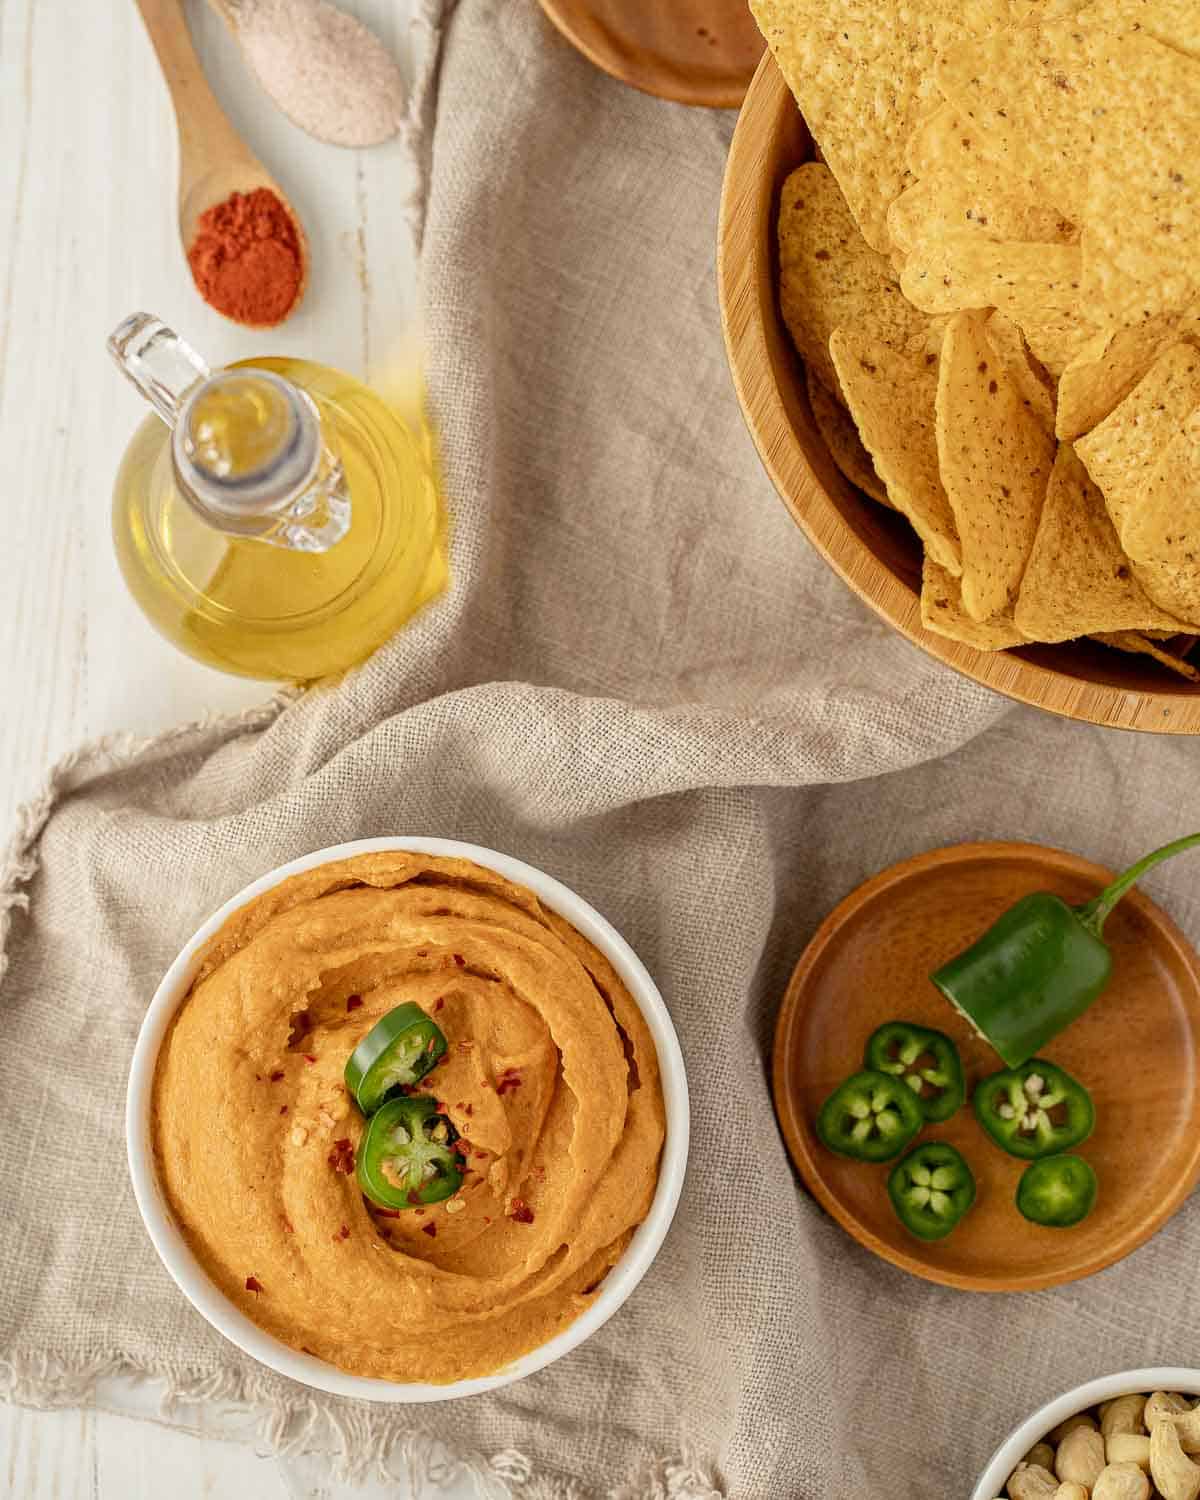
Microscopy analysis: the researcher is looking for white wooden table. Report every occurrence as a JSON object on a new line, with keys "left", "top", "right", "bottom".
{"left": 0, "top": 0, "right": 479, "bottom": 1492}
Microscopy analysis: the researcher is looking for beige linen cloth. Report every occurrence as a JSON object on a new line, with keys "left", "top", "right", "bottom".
{"left": 5, "top": 2, "right": 1200, "bottom": 1495}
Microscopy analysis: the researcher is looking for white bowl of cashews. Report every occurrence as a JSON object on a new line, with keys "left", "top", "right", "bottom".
{"left": 972, "top": 1370, "right": 1200, "bottom": 1500}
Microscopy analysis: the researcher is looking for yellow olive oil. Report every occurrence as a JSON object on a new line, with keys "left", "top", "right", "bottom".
{"left": 112, "top": 356, "right": 446, "bottom": 681}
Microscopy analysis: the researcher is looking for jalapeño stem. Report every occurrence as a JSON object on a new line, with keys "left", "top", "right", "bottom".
{"left": 1076, "top": 831, "right": 1200, "bottom": 936}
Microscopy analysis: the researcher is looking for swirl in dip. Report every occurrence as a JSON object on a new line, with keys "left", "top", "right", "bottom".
{"left": 151, "top": 852, "right": 666, "bottom": 1383}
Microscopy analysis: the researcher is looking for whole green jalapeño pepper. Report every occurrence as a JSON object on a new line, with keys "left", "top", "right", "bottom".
{"left": 888, "top": 1143, "right": 976, "bottom": 1241}
{"left": 357, "top": 1095, "right": 464, "bottom": 1209}
{"left": 864, "top": 1021, "right": 965, "bottom": 1123}
{"left": 1016, "top": 1154, "right": 1098, "bottom": 1228}
{"left": 344, "top": 1002, "right": 448, "bottom": 1114}
{"left": 816, "top": 1069, "right": 923, "bottom": 1162}
{"left": 931, "top": 832, "right": 1200, "bottom": 1068}
{"left": 974, "top": 1059, "right": 1094, "bottom": 1160}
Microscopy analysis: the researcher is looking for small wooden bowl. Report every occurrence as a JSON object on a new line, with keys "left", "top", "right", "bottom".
{"left": 717, "top": 54, "right": 1200, "bottom": 734}
{"left": 773, "top": 841, "right": 1200, "bottom": 1292}
{"left": 537, "top": 0, "right": 763, "bottom": 109}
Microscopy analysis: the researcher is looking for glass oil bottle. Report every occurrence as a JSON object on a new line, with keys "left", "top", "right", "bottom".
{"left": 108, "top": 313, "right": 446, "bottom": 681}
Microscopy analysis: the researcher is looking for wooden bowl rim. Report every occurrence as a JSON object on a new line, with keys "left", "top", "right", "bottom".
{"left": 717, "top": 52, "right": 1200, "bottom": 735}
{"left": 771, "top": 838, "right": 1200, "bottom": 1292}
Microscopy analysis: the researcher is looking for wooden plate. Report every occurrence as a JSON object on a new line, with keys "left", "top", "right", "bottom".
{"left": 773, "top": 841, "right": 1200, "bottom": 1292}
{"left": 717, "top": 53, "right": 1200, "bottom": 733}
{"left": 536, "top": 0, "right": 763, "bottom": 109}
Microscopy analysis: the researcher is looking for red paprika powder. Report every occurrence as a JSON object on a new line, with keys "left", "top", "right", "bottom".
{"left": 187, "top": 187, "right": 304, "bottom": 327}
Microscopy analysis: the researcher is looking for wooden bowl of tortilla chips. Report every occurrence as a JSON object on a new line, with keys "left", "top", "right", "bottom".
{"left": 718, "top": 3, "right": 1200, "bottom": 735}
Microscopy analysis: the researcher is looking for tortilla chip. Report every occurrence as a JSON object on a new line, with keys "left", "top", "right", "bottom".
{"left": 905, "top": 105, "right": 996, "bottom": 183}
{"left": 1082, "top": 34, "right": 1200, "bottom": 324}
{"left": 1012, "top": 310, "right": 1099, "bottom": 379}
{"left": 901, "top": 232, "right": 1082, "bottom": 317}
{"left": 750, "top": 0, "right": 1015, "bottom": 252}
{"left": 1074, "top": 343, "right": 1200, "bottom": 620}
{"left": 1123, "top": 410, "right": 1200, "bottom": 564}
{"left": 985, "top": 311, "right": 1057, "bottom": 434}
{"left": 922, "top": 558, "right": 1026, "bottom": 649}
{"left": 777, "top": 164, "right": 935, "bottom": 398}
{"left": 1055, "top": 314, "right": 1200, "bottom": 440}
{"left": 935, "top": 310, "right": 1056, "bottom": 619}
{"left": 1075, "top": 341, "right": 1200, "bottom": 533}
{"left": 887, "top": 168, "right": 1077, "bottom": 256}
{"left": 1014, "top": 444, "right": 1187, "bottom": 639}
{"left": 830, "top": 328, "right": 962, "bottom": 573}
{"left": 1092, "top": 631, "right": 1200, "bottom": 678}
{"left": 1129, "top": 566, "right": 1200, "bottom": 623}
{"left": 934, "top": 19, "right": 1110, "bottom": 219}
{"left": 1075, "top": 0, "right": 1200, "bottom": 60}
{"left": 806, "top": 369, "right": 892, "bottom": 507}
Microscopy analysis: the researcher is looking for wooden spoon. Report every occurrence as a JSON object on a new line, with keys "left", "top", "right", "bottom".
{"left": 132, "top": 0, "right": 309, "bottom": 326}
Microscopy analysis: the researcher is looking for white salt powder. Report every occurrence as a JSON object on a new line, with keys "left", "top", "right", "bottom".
{"left": 228, "top": 0, "right": 406, "bottom": 148}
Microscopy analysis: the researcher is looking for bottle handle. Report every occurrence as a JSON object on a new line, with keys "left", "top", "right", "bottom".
{"left": 108, "top": 312, "right": 211, "bottom": 427}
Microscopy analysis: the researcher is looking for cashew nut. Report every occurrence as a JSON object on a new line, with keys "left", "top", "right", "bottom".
{"left": 1024, "top": 1443, "right": 1057, "bottom": 1471}
{"left": 1057, "top": 1425, "right": 1107, "bottom": 1489}
{"left": 1170, "top": 1407, "right": 1200, "bottom": 1456}
{"left": 1008, "top": 1462, "right": 1061, "bottom": 1499}
{"left": 1102, "top": 1395, "right": 1148, "bottom": 1439}
{"left": 1150, "top": 1416, "right": 1200, "bottom": 1500}
{"left": 1053, "top": 1485, "right": 1089, "bottom": 1500}
{"left": 1051, "top": 1413, "right": 1101, "bottom": 1443}
{"left": 1107, "top": 1434, "right": 1151, "bottom": 1471}
{"left": 1147, "top": 1393, "right": 1192, "bottom": 1429}
{"left": 1092, "top": 1461, "right": 1151, "bottom": 1500}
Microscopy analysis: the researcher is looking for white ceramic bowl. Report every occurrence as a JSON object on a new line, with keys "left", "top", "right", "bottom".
{"left": 126, "top": 836, "right": 689, "bottom": 1403}
{"left": 973, "top": 1367, "right": 1200, "bottom": 1497}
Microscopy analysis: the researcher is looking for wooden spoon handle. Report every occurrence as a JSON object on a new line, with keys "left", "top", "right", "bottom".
{"left": 132, "top": 0, "right": 246, "bottom": 177}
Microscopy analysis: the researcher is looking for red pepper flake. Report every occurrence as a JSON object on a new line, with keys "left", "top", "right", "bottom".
{"left": 475, "top": 1151, "right": 488, "bottom": 1160}
{"left": 328, "top": 1138, "right": 354, "bottom": 1174}
{"left": 466, "top": 1104, "right": 474, "bottom": 1117}
{"left": 421, "top": 1223, "right": 437, "bottom": 1237}
{"left": 483, "top": 1216, "right": 493, "bottom": 1225}
{"left": 434, "top": 997, "right": 445, "bottom": 1012}
{"left": 496, "top": 1070, "right": 522, "bottom": 1096}
{"left": 346, "top": 995, "right": 363, "bottom": 1013}
{"left": 269, "top": 1070, "right": 285, "bottom": 1082}
{"left": 332, "top": 1224, "right": 350, "bottom": 1242}
{"left": 280, "top": 1217, "right": 294, "bottom": 1234}
{"left": 245, "top": 1276, "right": 264, "bottom": 1294}
{"left": 304, "top": 1054, "right": 317, "bottom": 1064}
{"left": 510, "top": 1199, "right": 534, "bottom": 1224}
{"left": 452, "top": 954, "right": 465, "bottom": 967}
{"left": 279, "top": 1105, "right": 289, "bottom": 1115}
{"left": 435, "top": 1101, "right": 447, "bottom": 1113}
{"left": 406, "top": 1189, "right": 422, "bottom": 1205}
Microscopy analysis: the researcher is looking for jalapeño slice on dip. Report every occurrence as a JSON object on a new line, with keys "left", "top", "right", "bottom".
{"left": 345, "top": 1001, "right": 447, "bottom": 1114}
{"left": 357, "top": 1095, "right": 464, "bottom": 1209}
